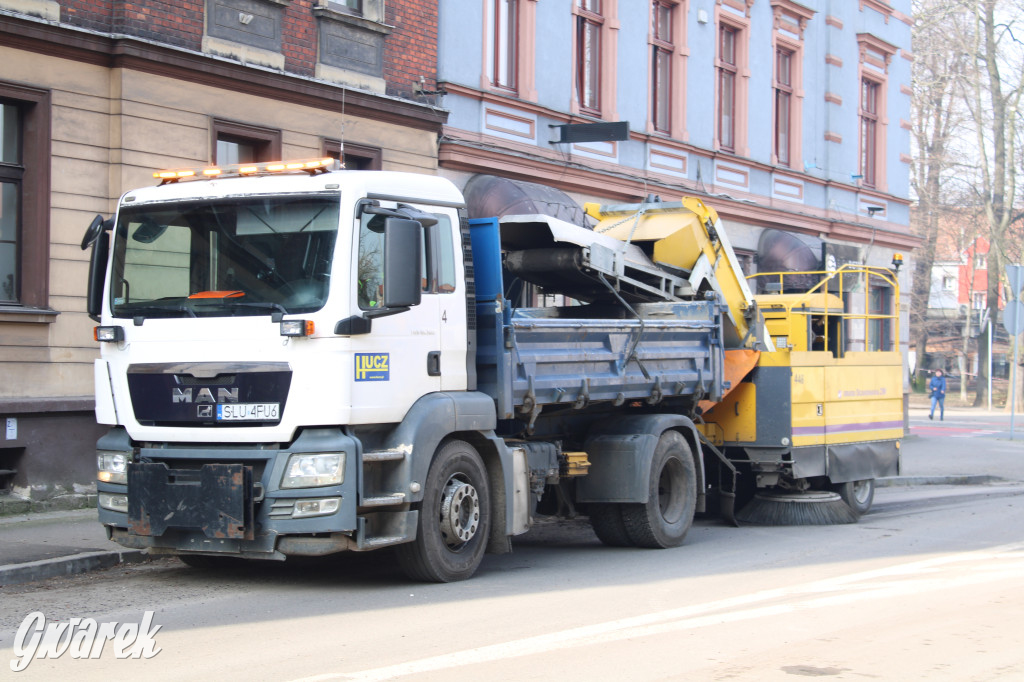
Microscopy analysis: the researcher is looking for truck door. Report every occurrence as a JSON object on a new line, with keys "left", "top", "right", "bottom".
{"left": 349, "top": 204, "right": 442, "bottom": 425}
{"left": 432, "top": 211, "right": 469, "bottom": 391}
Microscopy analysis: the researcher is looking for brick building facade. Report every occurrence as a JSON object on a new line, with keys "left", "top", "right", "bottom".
{"left": 0, "top": 0, "right": 445, "bottom": 507}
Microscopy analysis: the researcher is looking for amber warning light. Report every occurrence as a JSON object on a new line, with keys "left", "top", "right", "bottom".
{"left": 153, "top": 158, "right": 338, "bottom": 183}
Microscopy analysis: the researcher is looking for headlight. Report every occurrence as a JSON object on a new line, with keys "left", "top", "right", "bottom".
{"left": 97, "top": 451, "right": 129, "bottom": 484}
{"left": 281, "top": 453, "right": 344, "bottom": 488}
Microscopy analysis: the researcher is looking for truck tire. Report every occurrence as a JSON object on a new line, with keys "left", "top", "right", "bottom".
{"left": 832, "top": 479, "right": 875, "bottom": 516}
{"left": 621, "top": 431, "right": 696, "bottom": 549}
{"left": 396, "top": 439, "right": 490, "bottom": 582}
{"left": 589, "top": 504, "right": 634, "bottom": 547}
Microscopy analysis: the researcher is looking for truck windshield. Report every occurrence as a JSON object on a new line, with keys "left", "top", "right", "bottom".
{"left": 109, "top": 193, "right": 340, "bottom": 318}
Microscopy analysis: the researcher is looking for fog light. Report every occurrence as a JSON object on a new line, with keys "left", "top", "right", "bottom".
{"left": 99, "top": 493, "right": 129, "bottom": 513}
{"left": 292, "top": 497, "right": 341, "bottom": 518}
{"left": 280, "top": 320, "right": 314, "bottom": 337}
{"left": 94, "top": 326, "right": 124, "bottom": 342}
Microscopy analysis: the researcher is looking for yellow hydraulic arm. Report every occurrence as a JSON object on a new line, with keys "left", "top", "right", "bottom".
{"left": 586, "top": 197, "right": 772, "bottom": 352}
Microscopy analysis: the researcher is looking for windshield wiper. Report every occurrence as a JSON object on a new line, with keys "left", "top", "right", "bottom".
{"left": 117, "top": 302, "right": 197, "bottom": 320}
{"left": 219, "top": 301, "right": 291, "bottom": 316}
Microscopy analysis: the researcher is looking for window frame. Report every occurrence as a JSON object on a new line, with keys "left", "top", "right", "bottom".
{"left": 0, "top": 82, "right": 51, "bottom": 312}
{"left": 651, "top": 1, "right": 674, "bottom": 135}
{"left": 211, "top": 119, "right": 282, "bottom": 165}
{"left": 322, "top": 140, "right": 383, "bottom": 170}
{"left": 487, "top": 0, "right": 519, "bottom": 93}
{"left": 859, "top": 77, "right": 880, "bottom": 188}
{"left": 575, "top": 0, "right": 604, "bottom": 116}
{"left": 717, "top": 23, "right": 738, "bottom": 152}
{"left": 774, "top": 46, "right": 794, "bottom": 166}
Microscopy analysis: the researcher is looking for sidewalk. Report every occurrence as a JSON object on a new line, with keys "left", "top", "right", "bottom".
{"left": 0, "top": 508, "right": 147, "bottom": 587}
{"left": 2, "top": 411, "right": 1022, "bottom": 587}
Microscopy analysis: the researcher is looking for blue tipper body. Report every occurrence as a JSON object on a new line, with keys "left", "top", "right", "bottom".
{"left": 468, "top": 217, "right": 725, "bottom": 421}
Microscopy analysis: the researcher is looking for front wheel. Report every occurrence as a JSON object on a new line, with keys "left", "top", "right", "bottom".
{"left": 621, "top": 431, "right": 697, "bottom": 548}
{"left": 396, "top": 440, "right": 490, "bottom": 582}
{"left": 832, "top": 479, "right": 875, "bottom": 516}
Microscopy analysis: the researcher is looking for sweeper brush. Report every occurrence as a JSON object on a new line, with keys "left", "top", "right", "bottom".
{"left": 735, "top": 490, "right": 860, "bottom": 525}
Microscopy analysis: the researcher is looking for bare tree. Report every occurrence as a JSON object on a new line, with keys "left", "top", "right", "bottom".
{"left": 959, "top": 0, "right": 1024, "bottom": 407}
{"left": 910, "top": 0, "right": 971, "bottom": 385}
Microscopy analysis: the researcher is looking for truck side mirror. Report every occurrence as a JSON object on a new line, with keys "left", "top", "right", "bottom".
{"left": 87, "top": 230, "right": 110, "bottom": 322}
{"left": 383, "top": 217, "right": 423, "bottom": 309}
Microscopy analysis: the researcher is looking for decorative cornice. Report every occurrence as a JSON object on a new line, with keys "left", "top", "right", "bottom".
{"left": 860, "top": 0, "right": 894, "bottom": 23}
{"left": 771, "top": 0, "right": 815, "bottom": 38}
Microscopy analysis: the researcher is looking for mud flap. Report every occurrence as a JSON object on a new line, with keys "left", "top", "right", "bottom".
{"left": 128, "top": 462, "right": 255, "bottom": 540}
{"left": 698, "top": 435, "right": 740, "bottom": 527}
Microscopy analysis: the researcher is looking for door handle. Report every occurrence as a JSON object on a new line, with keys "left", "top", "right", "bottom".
{"left": 427, "top": 351, "right": 441, "bottom": 377}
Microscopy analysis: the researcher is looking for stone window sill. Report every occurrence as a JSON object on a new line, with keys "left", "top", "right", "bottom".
{"left": 313, "top": 6, "right": 392, "bottom": 35}
{"left": 0, "top": 307, "right": 59, "bottom": 324}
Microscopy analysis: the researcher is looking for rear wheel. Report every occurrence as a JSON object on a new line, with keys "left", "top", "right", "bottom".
{"left": 621, "top": 431, "right": 697, "bottom": 548}
{"left": 396, "top": 440, "right": 490, "bottom": 582}
{"left": 589, "top": 503, "right": 634, "bottom": 547}
{"left": 832, "top": 479, "right": 875, "bottom": 516}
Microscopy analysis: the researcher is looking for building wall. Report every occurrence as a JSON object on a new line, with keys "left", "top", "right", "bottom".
{"left": 436, "top": 0, "right": 918, "bottom": 356}
{"left": 0, "top": 0, "right": 445, "bottom": 502}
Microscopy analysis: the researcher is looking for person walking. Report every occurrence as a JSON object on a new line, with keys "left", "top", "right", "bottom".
{"left": 929, "top": 369, "right": 947, "bottom": 421}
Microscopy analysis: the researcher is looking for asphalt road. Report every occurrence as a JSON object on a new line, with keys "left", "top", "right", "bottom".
{"left": 2, "top": 484, "right": 1023, "bottom": 680}
{"left": 2, "top": 409, "right": 1023, "bottom": 681}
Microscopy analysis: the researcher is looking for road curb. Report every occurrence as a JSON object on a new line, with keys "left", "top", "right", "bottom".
{"left": 0, "top": 549, "right": 149, "bottom": 587}
{"left": 877, "top": 475, "right": 1008, "bottom": 488}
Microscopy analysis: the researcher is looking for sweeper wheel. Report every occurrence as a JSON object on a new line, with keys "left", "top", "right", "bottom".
{"left": 735, "top": 490, "right": 859, "bottom": 526}
{"left": 831, "top": 479, "right": 875, "bottom": 516}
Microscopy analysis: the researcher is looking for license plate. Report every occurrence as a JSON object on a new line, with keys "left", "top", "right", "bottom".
{"left": 217, "top": 403, "right": 280, "bottom": 421}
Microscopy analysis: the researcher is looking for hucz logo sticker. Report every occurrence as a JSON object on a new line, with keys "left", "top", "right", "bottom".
{"left": 355, "top": 353, "right": 390, "bottom": 381}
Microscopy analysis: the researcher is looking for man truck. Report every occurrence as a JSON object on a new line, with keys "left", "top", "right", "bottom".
{"left": 84, "top": 158, "right": 902, "bottom": 581}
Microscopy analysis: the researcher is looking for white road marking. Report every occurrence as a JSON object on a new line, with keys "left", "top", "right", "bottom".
{"left": 290, "top": 542, "right": 1024, "bottom": 682}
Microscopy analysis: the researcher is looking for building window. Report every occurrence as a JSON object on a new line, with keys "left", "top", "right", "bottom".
{"left": 651, "top": 1, "right": 673, "bottom": 134}
{"left": 972, "top": 291, "right": 986, "bottom": 309}
{"left": 860, "top": 78, "right": 880, "bottom": 187}
{"left": 0, "top": 103, "right": 20, "bottom": 303}
{"left": 974, "top": 253, "right": 987, "bottom": 270}
{"left": 212, "top": 119, "right": 281, "bottom": 164}
{"left": 856, "top": 33, "right": 895, "bottom": 190}
{"left": 327, "top": 0, "right": 362, "bottom": 13}
{"left": 0, "top": 84, "right": 50, "bottom": 310}
{"left": 576, "top": 0, "right": 603, "bottom": 114}
{"left": 775, "top": 47, "right": 793, "bottom": 166}
{"left": 718, "top": 24, "right": 738, "bottom": 151}
{"left": 942, "top": 275, "right": 956, "bottom": 291}
{"left": 322, "top": 140, "right": 383, "bottom": 170}
{"left": 487, "top": 0, "right": 519, "bottom": 92}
